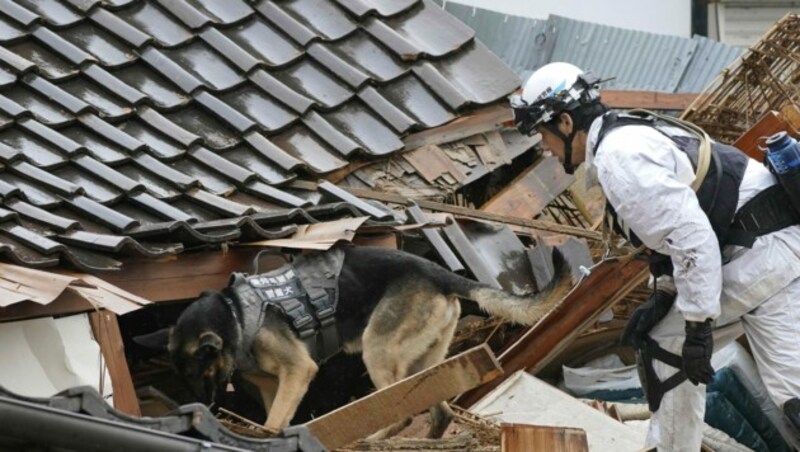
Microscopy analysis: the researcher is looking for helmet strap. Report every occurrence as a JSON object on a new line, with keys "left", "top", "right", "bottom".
{"left": 543, "top": 122, "right": 578, "bottom": 174}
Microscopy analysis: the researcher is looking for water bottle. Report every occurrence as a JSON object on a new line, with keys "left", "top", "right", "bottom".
{"left": 765, "top": 131, "right": 800, "bottom": 175}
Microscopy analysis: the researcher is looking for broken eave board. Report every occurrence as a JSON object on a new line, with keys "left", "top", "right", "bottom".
{"left": 481, "top": 156, "right": 575, "bottom": 219}
{"left": 402, "top": 104, "right": 514, "bottom": 151}
{"left": 305, "top": 344, "right": 502, "bottom": 450}
{"left": 456, "top": 257, "right": 648, "bottom": 408}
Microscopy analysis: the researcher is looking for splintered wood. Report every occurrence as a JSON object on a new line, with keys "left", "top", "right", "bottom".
{"left": 682, "top": 13, "right": 800, "bottom": 141}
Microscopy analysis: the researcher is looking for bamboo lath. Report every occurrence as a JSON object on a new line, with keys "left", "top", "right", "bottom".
{"left": 682, "top": 13, "right": 800, "bottom": 139}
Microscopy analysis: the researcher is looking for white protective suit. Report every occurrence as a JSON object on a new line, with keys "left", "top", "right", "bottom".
{"left": 585, "top": 117, "right": 800, "bottom": 451}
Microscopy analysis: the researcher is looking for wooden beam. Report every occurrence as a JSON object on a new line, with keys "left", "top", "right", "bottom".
{"left": 481, "top": 157, "right": 574, "bottom": 219}
{"left": 98, "top": 247, "right": 285, "bottom": 302}
{"left": 344, "top": 187, "right": 603, "bottom": 241}
{"left": 89, "top": 310, "right": 140, "bottom": 417}
{"left": 456, "top": 258, "right": 648, "bottom": 408}
{"left": 601, "top": 90, "right": 702, "bottom": 111}
{"left": 305, "top": 344, "right": 502, "bottom": 450}
{"left": 501, "top": 424, "right": 589, "bottom": 452}
{"left": 402, "top": 104, "right": 513, "bottom": 151}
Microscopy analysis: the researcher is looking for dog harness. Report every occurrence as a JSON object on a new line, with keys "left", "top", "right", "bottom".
{"left": 228, "top": 248, "right": 346, "bottom": 369}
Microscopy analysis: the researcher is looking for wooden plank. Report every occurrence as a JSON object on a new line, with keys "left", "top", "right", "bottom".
{"left": 456, "top": 258, "right": 648, "bottom": 408}
{"left": 600, "top": 90, "right": 702, "bottom": 111}
{"left": 501, "top": 424, "right": 589, "bottom": 452}
{"left": 344, "top": 187, "right": 603, "bottom": 241}
{"left": 403, "top": 104, "right": 513, "bottom": 151}
{"left": 732, "top": 110, "right": 798, "bottom": 160}
{"left": 403, "top": 144, "right": 466, "bottom": 184}
{"left": 89, "top": 310, "right": 140, "bottom": 417}
{"left": 481, "top": 157, "right": 574, "bottom": 218}
{"left": 97, "top": 247, "right": 283, "bottom": 302}
{"left": 305, "top": 344, "right": 502, "bottom": 450}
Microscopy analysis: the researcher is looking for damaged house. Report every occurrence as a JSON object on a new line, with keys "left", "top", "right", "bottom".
{"left": 0, "top": 0, "right": 797, "bottom": 450}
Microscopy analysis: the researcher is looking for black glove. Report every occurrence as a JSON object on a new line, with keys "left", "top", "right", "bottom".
{"left": 621, "top": 290, "right": 677, "bottom": 349}
{"left": 682, "top": 319, "right": 715, "bottom": 385}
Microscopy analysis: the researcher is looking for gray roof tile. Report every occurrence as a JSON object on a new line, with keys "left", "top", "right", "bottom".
{"left": 431, "top": 40, "right": 520, "bottom": 105}
{"left": 0, "top": 14, "right": 29, "bottom": 41}
{"left": 249, "top": 68, "right": 313, "bottom": 113}
{"left": 0, "top": 1, "right": 40, "bottom": 27}
{"left": 111, "top": 63, "right": 189, "bottom": 109}
{"left": 186, "top": 187, "right": 256, "bottom": 216}
{"left": 357, "top": 86, "right": 415, "bottom": 133}
{"left": 67, "top": 194, "right": 138, "bottom": 232}
{"left": 0, "top": 223, "right": 64, "bottom": 255}
{"left": 324, "top": 30, "right": 407, "bottom": 82}
{"left": 24, "top": 73, "right": 91, "bottom": 114}
{"left": 302, "top": 110, "right": 360, "bottom": 156}
{"left": 189, "top": 146, "right": 256, "bottom": 185}
{"left": 270, "top": 124, "right": 348, "bottom": 174}
{"left": 244, "top": 180, "right": 308, "bottom": 207}
{"left": 118, "top": 117, "right": 185, "bottom": 160}
{"left": 2, "top": 83, "right": 73, "bottom": 125}
{"left": 274, "top": 58, "right": 353, "bottom": 108}
{"left": 115, "top": 162, "right": 181, "bottom": 199}
{"left": 199, "top": 28, "right": 259, "bottom": 73}
{"left": 58, "top": 76, "right": 132, "bottom": 119}
{"left": 59, "top": 125, "right": 130, "bottom": 164}
{"left": 335, "top": 0, "right": 417, "bottom": 18}
{"left": 171, "top": 157, "right": 236, "bottom": 195}
{"left": 11, "top": 160, "right": 81, "bottom": 195}
{"left": 254, "top": 1, "right": 317, "bottom": 46}
{"left": 190, "top": 0, "right": 254, "bottom": 25}
{"left": 77, "top": 113, "right": 144, "bottom": 152}
{"left": 164, "top": 104, "right": 240, "bottom": 149}
{"left": 412, "top": 62, "right": 468, "bottom": 110}
{"left": 131, "top": 152, "right": 199, "bottom": 190}
{"left": 82, "top": 64, "right": 147, "bottom": 105}
{"left": 130, "top": 191, "right": 196, "bottom": 222}
{"left": 323, "top": 101, "right": 404, "bottom": 156}
{"left": 0, "top": 65, "right": 17, "bottom": 87}
{"left": 221, "top": 16, "right": 302, "bottom": 67}
{"left": 1, "top": 172, "right": 56, "bottom": 206}
{"left": 0, "top": 140, "right": 21, "bottom": 162}
{"left": 18, "top": 117, "right": 84, "bottom": 155}
{"left": 56, "top": 165, "right": 123, "bottom": 204}
{"left": 31, "top": 26, "right": 94, "bottom": 65}
{"left": 378, "top": 73, "right": 454, "bottom": 128}
{"left": 219, "top": 85, "right": 297, "bottom": 132}
{"left": 6, "top": 39, "right": 77, "bottom": 79}
{"left": 278, "top": 0, "right": 358, "bottom": 41}
{"left": 221, "top": 143, "right": 297, "bottom": 184}
{"left": 0, "top": 127, "right": 68, "bottom": 167}
{"left": 307, "top": 42, "right": 369, "bottom": 88}
{"left": 7, "top": 199, "right": 78, "bottom": 232}
{"left": 0, "top": 93, "right": 27, "bottom": 117}
{"left": 140, "top": 46, "right": 204, "bottom": 93}
{"left": 115, "top": 1, "right": 193, "bottom": 47}
{"left": 136, "top": 106, "right": 200, "bottom": 147}
{"left": 72, "top": 154, "right": 143, "bottom": 193}
{"left": 88, "top": 8, "right": 152, "bottom": 48}
{"left": 160, "top": 41, "right": 246, "bottom": 91}
{"left": 154, "top": 0, "right": 212, "bottom": 30}
{"left": 15, "top": 0, "right": 81, "bottom": 27}
{"left": 194, "top": 90, "right": 256, "bottom": 133}
{"left": 59, "top": 22, "right": 136, "bottom": 67}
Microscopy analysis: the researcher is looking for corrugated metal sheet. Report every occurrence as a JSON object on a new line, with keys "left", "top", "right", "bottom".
{"left": 549, "top": 15, "right": 697, "bottom": 92}
{"left": 439, "top": 4, "right": 743, "bottom": 94}
{"left": 676, "top": 35, "right": 744, "bottom": 93}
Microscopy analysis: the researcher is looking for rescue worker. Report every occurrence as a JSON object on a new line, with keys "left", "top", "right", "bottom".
{"left": 512, "top": 62, "right": 800, "bottom": 451}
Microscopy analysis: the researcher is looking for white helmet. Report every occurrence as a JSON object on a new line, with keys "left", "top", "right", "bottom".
{"left": 511, "top": 62, "right": 602, "bottom": 136}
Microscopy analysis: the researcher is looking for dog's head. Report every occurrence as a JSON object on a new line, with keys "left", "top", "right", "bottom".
{"left": 135, "top": 291, "right": 238, "bottom": 406}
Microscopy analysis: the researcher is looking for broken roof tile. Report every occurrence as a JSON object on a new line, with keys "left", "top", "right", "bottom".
{"left": 307, "top": 42, "right": 369, "bottom": 88}
{"left": 88, "top": 7, "right": 151, "bottom": 48}
{"left": 131, "top": 152, "right": 199, "bottom": 191}
{"left": 6, "top": 39, "right": 77, "bottom": 79}
{"left": 67, "top": 194, "right": 138, "bottom": 232}
{"left": 194, "top": 90, "right": 256, "bottom": 133}
{"left": 277, "top": 0, "right": 357, "bottom": 41}
{"left": 244, "top": 180, "right": 309, "bottom": 208}
{"left": 59, "top": 125, "right": 130, "bottom": 164}
{"left": 269, "top": 125, "right": 348, "bottom": 174}
{"left": 273, "top": 58, "right": 353, "bottom": 109}
{"left": 1, "top": 84, "right": 73, "bottom": 125}
{"left": 0, "top": 127, "right": 68, "bottom": 168}
{"left": 55, "top": 164, "right": 124, "bottom": 204}
{"left": 112, "top": 63, "right": 189, "bottom": 109}
{"left": 73, "top": 155, "right": 143, "bottom": 193}
{"left": 59, "top": 22, "right": 137, "bottom": 67}
{"left": 323, "top": 102, "right": 404, "bottom": 156}
{"left": 6, "top": 199, "right": 78, "bottom": 232}
{"left": 302, "top": 111, "right": 360, "bottom": 156}
{"left": 254, "top": 1, "right": 316, "bottom": 46}
{"left": 171, "top": 157, "right": 236, "bottom": 195}
{"left": 378, "top": 74, "right": 454, "bottom": 128}
{"left": 24, "top": 73, "right": 91, "bottom": 114}
{"left": 136, "top": 106, "right": 200, "bottom": 147}
{"left": 77, "top": 114, "right": 144, "bottom": 153}
{"left": 248, "top": 68, "right": 313, "bottom": 113}
{"left": 220, "top": 144, "right": 296, "bottom": 185}
{"left": 0, "top": 14, "right": 29, "bottom": 42}
{"left": 57, "top": 76, "right": 132, "bottom": 119}
{"left": 11, "top": 161, "right": 81, "bottom": 196}
{"left": 139, "top": 47, "right": 204, "bottom": 94}
{"left": 15, "top": 0, "right": 81, "bottom": 27}
{"left": 186, "top": 187, "right": 256, "bottom": 217}
{"left": 118, "top": 117, "right": 185, "bottom": 160}
{"left": 31, "top": 27, "right": 94, "bottom": 66}
{"left": 115, "top": 162, "right": 181, "bottom": 199}
{"left": 164, "top": 104, "right": 240, "bottom": 149}
{"left": 221, "top": 16, "right": 302, "bottom": 67}
{"left": 115, "top": 1, "right": 193, "bottom": 47}
{"left": 0, "top": 1, "right": 40, "bottom": 27}
{"left": 154, "top": 0, "right": 212, "bottom": 30}
{"left": 190, "top": 0, "right": 253, "bottom": 25}
{"left": 18, "top": 117, "right": 84, "bottom": 155}
{"left": 189, "top": 146, "right": 255, "bottom": 185}
{"left": 199, "top": 28, "right": 259, "bottom": 73}
{"left": 82, "top": 64, "right": 147, "bottom": 105}
{"left": 357, "top": 86, "right": 415, "bottom": 133}
{"left": 160, "top": 41, "right": 246, "bottom": 91}
{"left": 129, "top": 191, "right": 196, "bottom": 222}
{"left": 219, "top": 85, "right": 297, "bottom": 132}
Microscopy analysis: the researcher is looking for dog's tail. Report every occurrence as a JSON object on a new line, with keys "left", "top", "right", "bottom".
{"left": 453, "top": 249, "right": 573, "bottom": 326}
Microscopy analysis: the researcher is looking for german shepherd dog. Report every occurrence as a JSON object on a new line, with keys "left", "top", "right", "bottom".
{"left": 143, "top": 245, "right": 571, "bottom": 439}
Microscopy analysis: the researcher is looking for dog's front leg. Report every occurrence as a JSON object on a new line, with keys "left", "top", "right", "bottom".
{"left": 264, "top": 361, "right": 318, "bottom": 432}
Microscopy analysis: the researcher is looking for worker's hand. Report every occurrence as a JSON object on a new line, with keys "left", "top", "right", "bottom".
{"left": 682, "top": 319, "right": 715, "bottom": 385}
{"left": 621, "top": 290, "right": 676, "bottom": 349}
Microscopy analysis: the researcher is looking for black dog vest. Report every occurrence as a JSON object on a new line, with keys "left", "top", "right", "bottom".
{"left": 228, "top": 248, "right": 346, "bottom": 370}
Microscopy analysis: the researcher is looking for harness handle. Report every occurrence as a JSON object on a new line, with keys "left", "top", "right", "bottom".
{"left": 251, "top": 248, "right": 289, "bottom": 274}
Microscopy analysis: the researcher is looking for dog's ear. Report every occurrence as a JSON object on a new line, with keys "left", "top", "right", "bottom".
{"left": 133, "top": 327, "right": 172, "bottom": 352}
{"left": 196, "top": 331, "right": 223, "bottom": 360}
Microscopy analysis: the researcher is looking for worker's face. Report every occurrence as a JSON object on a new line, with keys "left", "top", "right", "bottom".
{"left": 536, "top": 113, "right": 586, "bottom": 170}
